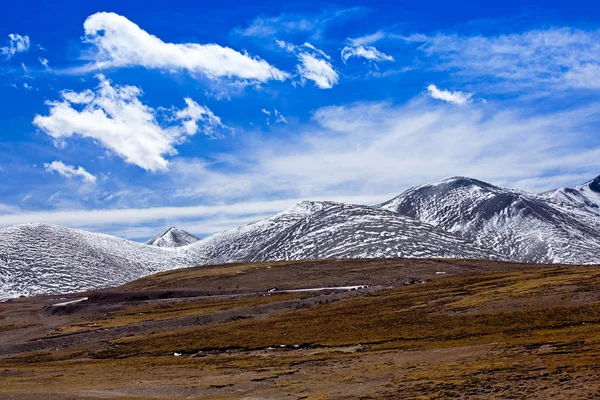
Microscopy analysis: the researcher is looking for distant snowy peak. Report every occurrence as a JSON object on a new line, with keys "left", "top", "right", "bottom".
{"left": 147, "top": 227, "right": 199, "bottom": 247}
{"left": 242, "top": 201, "right": 500, "bottom": 262}
{"left": 544, "top": 175, "right": 600, "bottom": 214}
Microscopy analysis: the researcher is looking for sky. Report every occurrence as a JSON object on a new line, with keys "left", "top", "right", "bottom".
{"left": 1, "top": 0, "right": 600, "bottom": 240}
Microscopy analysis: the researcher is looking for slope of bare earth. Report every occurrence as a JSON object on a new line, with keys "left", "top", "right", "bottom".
{"left": 1, "top": 258, "right": 600, "bottom": 399}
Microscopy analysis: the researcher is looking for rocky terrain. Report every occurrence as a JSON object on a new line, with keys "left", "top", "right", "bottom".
{"left": 1, "top": 258, "right": 600, "bottom": 399}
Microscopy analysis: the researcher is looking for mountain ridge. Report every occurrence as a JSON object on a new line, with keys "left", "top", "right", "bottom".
{"left": 380, "top": 176, "right": 600, "bottom": 264}
{"left": 2, "top": 175, "right": 600, "bottom": 299}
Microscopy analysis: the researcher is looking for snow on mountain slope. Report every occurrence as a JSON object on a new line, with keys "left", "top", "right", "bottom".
{"left": 0, "top": 202, "right": 496, "bottom": 299}
{"left": 543, "top": 175, "right": 600, "bottom": 215}
{"left": 0, "top": 224, "right": 195, "bottom": 299}
{"left": 184, "top": 201, "right": 499, "bottom": 263}
{"left": 180, "top": 201, "right": 330, "bottom": 264}
{"left": 379, "top": 177, "right": 600, "bottom": 264}
{"left": 147, "top": 227, "right": 199, "bottom": 247}
{"left": 4, "top": 174, "right": 600, "bottom": 300}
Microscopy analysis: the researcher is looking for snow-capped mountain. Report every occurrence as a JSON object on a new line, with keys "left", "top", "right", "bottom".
{"left": 379, "top": 176, "right": 600, "bottom": 264}
{"left": 3, "top": 175, "right": 600, "bottom": 299}
{"left": 147, "top": 227, "right": 199, "bottom": 247}
{"left": 0, "top": 201, "right": 496, "bottom": 299}
{"left": 0, "top": 224, "right": 194, "bottom": 299}
{"left": 182, "top": 201, "right": 498, "bottom": 263}
{"left": 543, "top": 175, "right": 600, "bottom": 215}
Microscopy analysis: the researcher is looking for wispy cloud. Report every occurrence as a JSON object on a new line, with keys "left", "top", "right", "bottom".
{"left": 427, "top": 84, "right": 473, "bottom": 105}
{"left": 261, "top": 108, "right": 287, "bottom": 125}
{"left": 404, "top": 27, "right": 600, "bottom": 92}
{"left": 341, "top": 41, "right": 394, "bottom": 63}
{"left": 234, "top": 7, "right": 366, "bottom": 39}
{"left": 79, "top": 12, "right": 288, "bottom": 83}
{"left": 33, "top": 75, "right": 230, "bottom": 171}
{"left": 7, "top": 93, "right": 600, "bottom": 238}
{"left": 169, "top": 97, "right": 600, "bottom": 203}
{"left": 1, "top": 34, "right": 30, "bottom": 59}
{"left": 277, "top": 41, "right": 338, "bottom": 89}
{"left": 44, "top": 161, "right": 97, "bottom": 183}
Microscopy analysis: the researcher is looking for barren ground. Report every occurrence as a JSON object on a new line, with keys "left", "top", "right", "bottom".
{"left": 1, "top": 258, "right": 600, "bottom": 399}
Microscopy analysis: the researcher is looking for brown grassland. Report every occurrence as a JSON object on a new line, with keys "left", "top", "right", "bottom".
{"left": 1, "top": 258, "right": 600, "bottom": 399}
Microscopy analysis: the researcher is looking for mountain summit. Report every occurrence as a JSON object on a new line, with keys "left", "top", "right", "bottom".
{"left": 146, "top": 227, "right": 199, "bottom": 248}
{"left": 543, "top": 175, "right": 600, "bottom": 214}
{"left": 379, "top": 176, "right": 600, "bottom": 264}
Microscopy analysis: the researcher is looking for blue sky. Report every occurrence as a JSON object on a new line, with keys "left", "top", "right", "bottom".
{"left": 1, "top": 0, "right": 600, "bottom": 240}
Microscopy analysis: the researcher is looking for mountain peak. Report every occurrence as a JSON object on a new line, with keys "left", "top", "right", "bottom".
{"left": 146, "top": 227, "right": 199, "bottom": 248}
{"left": 588, "top": 175, "right": 600, "bottom": 193}
{"left": 436, "top": 176, "right": 499, "bottom": 190}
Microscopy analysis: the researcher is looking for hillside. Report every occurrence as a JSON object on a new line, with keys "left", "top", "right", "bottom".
{"left": 1, "top": 258, "right": 599, "bottom": 399}
{"left": 0, "top": 201, "right": 497, "bottom": 299}
{"left": 380, "top": 176, "right": 600, "bottom": 264}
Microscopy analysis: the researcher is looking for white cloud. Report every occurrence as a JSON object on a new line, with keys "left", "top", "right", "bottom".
{"left": 261, "top": 108, "right": 287, "bottom": 125}
{"left": 0, "top": 195, "right": 388, "bottom": 232}
{"left": 278, "top": 41, "right": 338, "bottom": 89}
{"left": 82, "top": 12, "right": 288, "bottom": 83}
{"left": 234, "top": 7, "right": 364, "bottom": 38}
{"left": 350, "top": 31, "right": 388, "bottom": 46}
{"left": 427, "top": 84, "right": 473, "bottom": 105}
{"left": 168, "top": 97, "right": 600, "bottom": 203}
{"left": 1, "top": 34, "right": 30, "bottom": 58}
{"left": 44, "top": 161, "right": 97, "bottom": 183}
{"left": 33, "top": 75, "right": 230, "bottom": 171}
{"left": 341, "top": 43, "right": 394, "bottom": 63}
{"left": 297, "top": 53, "right": 338, "bottom": 89}
{"left": 302, "top": 42, "right": 331, "bottom": 60}
{"left": 274, "top": 109, "right": 287, "bottom": 123}
{"left": 404, "top": 28, "right": 600, "bottom": 92}
{"left": 175, "top": 98, "right": 230, "bottom": 138}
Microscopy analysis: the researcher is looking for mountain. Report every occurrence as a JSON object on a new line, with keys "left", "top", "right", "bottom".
{"left": 146, "top": 227, "right": 199, "bottom": 247}
{"left": 0, "top": 201, "right": 497, "bottom": 299}
{"left": 379, "top": 176, "right": 600, "bottom": 264}
{"left": 0, "top": 223, "right": 194, "bottom": 299}
{"left": 542, "top": 175, "right": 600, "bottom": 215}
{"left": 3, "top": 175, "right": 600, "bottom": 300}
{"left": 182, "top": 201, "right": 499, "bottom": 263}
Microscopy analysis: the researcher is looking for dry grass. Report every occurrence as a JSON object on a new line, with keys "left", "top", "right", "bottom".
{"left": 96, "top": 268, "right": 600, "bottom": 358}
{"left": 2, "top": 263, "right": 600, "bottom": 399}
{"left": 51, "top": 292, "right": 303, "bottom": 334}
